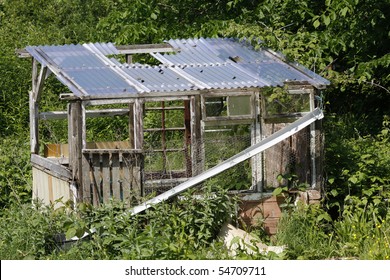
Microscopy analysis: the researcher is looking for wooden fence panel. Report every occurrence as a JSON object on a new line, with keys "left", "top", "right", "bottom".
{"left": 82, "top": 151, "right": 143, "bottom": 206}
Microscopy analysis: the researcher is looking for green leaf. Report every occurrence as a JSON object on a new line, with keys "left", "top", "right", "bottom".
{"left": 65, "top": 227, "right": 77, "bottom": 240}
{"left": 323, "top": 16, "right": 330, "bottom": 26}
{"left": 272, "top": 187, "right": 284, "bottom": 196}
{"left": 313, "top": 19, "right": 320, "bottom": 29}
{"left": 330, "top": 189, "right": 338, "bottom": 197}
{"left": 340, "top": 7, "right": 349, "bottom": 17}
{"left": 150, "top": 13, "right": 157, "bottom": 20}
{"left": 348, "top": 176, "right": 359, "bottom": 184}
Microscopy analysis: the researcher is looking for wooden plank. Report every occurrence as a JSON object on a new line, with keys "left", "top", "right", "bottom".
{"left": 29, "top": 91, "right": 39, "bottom": 154}
{"left": 44, "top": 143, "right": 69, "bottom": 158}
{"left": 134, "top": 99, "right": 144, "bottom": 150}
{"left": 144, "top": 127, "right": 185, "bottom": 132}
{"left": 129, "top": 103, "right": 135, "bottom": 149}
{"left": 121, "top": 153, "right": 132, "bottom": 203}
{"left": 93, "top": 153, "right": 103, "bottom": 202}
{"left": 132, "top": 158, "right": 142, "bottom": 198}
{"left": 33, "top": 65, "right": 48, "bottom": 102}
{"left": 82, "top": 153, "right": 93, "bottom": 204}
{"left": 184, "top": 100, "right": 192, "bottom": 177}
{"left": 251, "top": 92, "right": 263, "bottom": 192}
{"left": 111, "top": 153, "right": 121, "bottom": 200}
{"left": 18, "top": 43, "right": 178, "bottom": 57}
{"left": 39, "top": 108, "right": 131, "bottom": 120}
{"left": 68, "top": 102, "right": 83, "bottom": 200}
{"left": 82, "top": 148, "right": 142, "bottom": 154}
{"left": 31, "top": 154, "right": 72, "bottom": 181}
{"left": 145, "top": 106, "right": 185, "bottom": 111}
{"left": 190, "top": 95, "right": 202, "bottom": 176}
{"left": 102, "top": 152, "right": 111, "bottom": 203}
{"left": 116, "top": 43, "right": 177, "bottom": 54}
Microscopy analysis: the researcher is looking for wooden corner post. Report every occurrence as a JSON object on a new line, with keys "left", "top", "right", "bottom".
{"left": 68, "top": 101, "right": 84, "bottom": 201}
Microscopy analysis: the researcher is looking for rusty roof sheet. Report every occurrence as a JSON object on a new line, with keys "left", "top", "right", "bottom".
{"left": 25, "top": 38, "right": 330, "bottom": 99}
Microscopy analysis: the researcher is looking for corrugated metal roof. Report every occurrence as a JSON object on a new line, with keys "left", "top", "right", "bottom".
{"left": 25, "top": 38, "right": 330, "bottom": 99}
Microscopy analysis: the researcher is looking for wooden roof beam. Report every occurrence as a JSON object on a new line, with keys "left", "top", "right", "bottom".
{"left": 16, "top": 43, "right": 179, "bottom": 58}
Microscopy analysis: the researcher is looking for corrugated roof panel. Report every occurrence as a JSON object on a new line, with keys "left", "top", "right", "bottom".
{"left": 26, "top": 43, "right": 139, "bottom": 98}
{"left": 162, "top": 39, "right": 227, "bottom": 65}
{"left": 122, "top": 65, "right": 200, "bottom": 92}
{"left": 290, "top": 62, "right": 331, "bottom": 86}
{"left": 66, "top": 68, "right": 138, "bottom": 95}
{"left": 181, "top": 64, "right": 261, "bottom": 89}
{"left": 92, "top": 42, "right": 118, "bottom": 56}
{"left": 203, "top": 37, "right": 265, "bottom": 63}
{"left": 163, "top": 38, "right": 271, "bottom": 65}
{"left": 25, "top": 38, "right": 330, "bottom": 99}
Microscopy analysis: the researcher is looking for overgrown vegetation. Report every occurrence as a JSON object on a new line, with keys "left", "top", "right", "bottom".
{"left": 0, "top": 186, "right": 237, "bottom": 260}
{"left": 1, "top": 0, "right": 389, "bottom": 259}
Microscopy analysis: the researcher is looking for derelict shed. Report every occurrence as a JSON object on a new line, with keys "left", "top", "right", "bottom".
{"left": 20, "top": 38, "right": 329, "bottom": 217}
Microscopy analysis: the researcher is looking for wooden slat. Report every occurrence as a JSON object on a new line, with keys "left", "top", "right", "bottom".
{"left": 134, "top": 99, "right": 144, "bottom": 150}
{"left": 82, "top": 154, "right": 92, "bottom": 204}
{"left": 39, "top": 108, "right": 131, "bottom": 120}
{"left": 82, "top": 148, "right": 142, "bottom": 154}
{"left": 93, "top": 153, "right": 103, "bottom": 203}
{"left": 31, "top": 154, "right": 72, "bottom": 181}
{"left": 145, "top": 106, "right": 185, "bottom": 111}
{"left": 29, "top": 91, "right": 39, "bottom": 154}
{"left": 121, "top": 153, "right": 132, "bottom": 202}
{"left": 116, "top": 43, "right": 177, "bottom": 54}
{"left": 111, "top": 153, "right": 121, "bottom": 200}
{"left": 144, "top": 127, "right": 185, "bottom": 132}
{"left": 102, "top": 153, "right": 111, "bottom": 203}
{"left": 132, "top": 160, "right": 141, "bottom": 198}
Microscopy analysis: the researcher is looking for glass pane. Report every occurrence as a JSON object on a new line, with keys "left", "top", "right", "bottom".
{"left": 266, "top": 93, "right": 310, "bottom": 115}
{"left": 228, "top": 95, "right": 251, "bottom": 115}
{"left": 205, "top": 97, "right": 227, "bottom": 117}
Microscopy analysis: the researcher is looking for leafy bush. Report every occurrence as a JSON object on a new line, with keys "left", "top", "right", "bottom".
{"left": 274, "top": 203, "right": 336, "bottom": 260}
{"left": 325, "top": 116, "right": 390, "bottom": 217}
{"left": 334, "top": 196, "right": 390, "bottom": 259}
{"left": 0, "top": 202, "right": 70, "bottom": 259}
{"left": 0, "top": 136, "right": 32, "bottom": 208}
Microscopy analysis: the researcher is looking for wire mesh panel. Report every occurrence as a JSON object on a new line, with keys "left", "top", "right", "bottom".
{"left": 263, "top": 125, "right": 311, "bottom": 189}
{"left": 143, "top": 100, "right": 191, "bottom": 195}
{"left": 200, "top": 124, "right": 253, "bottom": 190}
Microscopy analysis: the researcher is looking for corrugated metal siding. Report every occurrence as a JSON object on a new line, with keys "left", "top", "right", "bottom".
{"left": 32, "top": 167, "right": 71, "bottom": 208}
{"left": 25, "top": 38, "right": 329, "bottom": 99}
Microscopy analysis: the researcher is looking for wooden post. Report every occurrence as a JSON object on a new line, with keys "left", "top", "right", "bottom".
{"left": 68, "top": 101, "right": 83, "bottom": 201}
{"left": 309, "top": 90, "right": 317, "bottom": 190}
{"left": 251, "top": 91, "right": 263, "bottom": 192}
{"left": 133, "top": 99, "right": 144, "bottom": 196}
{"left": 29, "top": 59, "right": 48, "bottom": 154}
{"left": 184, "top": 100, "right": 192, "bottom": 177}
{"left": 190, "top": 95, "right": 202, "bottom": 176}
{"left": 29, "top": 91, "right": 39, "bottom": 154}
{"left": 129, "top": 103, "right": 135, "bottom": 149}
{"left": 134, "top": 99, "right": 144, "bottom": 150}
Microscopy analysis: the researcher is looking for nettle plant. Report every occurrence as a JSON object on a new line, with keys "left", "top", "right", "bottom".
{"left": 53, "top": 184, "right": 237, "bottom": 260}
{"left": 326, "top": 117, "right": 390, "bottom": 216}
